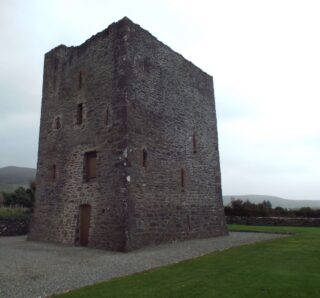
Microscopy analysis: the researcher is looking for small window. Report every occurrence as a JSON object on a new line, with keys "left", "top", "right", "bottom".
{"left": 142, "top": 148, "right": 147, "bottom": 167}
{"left": 50, "top": 165, "right": 56, "bottom": 181}
{"left": 78, "top": 71, "right": 82, "bottom": 89}
{"left": 192, "top": 133, "right": 197, "bottom": 154}
{"left": 85, "top": 151, "right": 97, "bottom": 180}
{"left": 180, "top": 168, "right": 185, "bottom": 190}
{"left": 54, "top": 117, "right": 61, "bottom": 130}
{"left": 76, "top": 104, "right": 83, "bottom": 125}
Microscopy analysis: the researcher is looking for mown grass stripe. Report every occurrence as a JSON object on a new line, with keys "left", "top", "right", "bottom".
{"left": 54, "top": 225, "right": 320, "bottom": 298}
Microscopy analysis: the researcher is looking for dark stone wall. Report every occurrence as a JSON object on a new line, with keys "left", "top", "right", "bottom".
{"left": 29, "top": 18, "right": 227, "bottom": 251}
{"left": 124, "top": 22, "right": 227, "bottom": 249}
{"left": 0, "top": 218, "right": 30, "bottom": 236}
{"left": 29, "top": 20, "right": 130, "bottom": 251}
{"left": 227, "top": 216, "right": 320, "bottom": 227}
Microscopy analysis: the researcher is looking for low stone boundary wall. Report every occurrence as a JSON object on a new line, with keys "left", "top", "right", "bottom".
{"left": 0, "top": 218, "right": 30, "bottom": 236}
{"left": 226, "top": 216, "right": 320, "bottom": 227}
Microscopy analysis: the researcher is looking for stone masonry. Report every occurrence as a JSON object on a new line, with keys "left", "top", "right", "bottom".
{"left": 28, "top": 17, "right": 228, "bottom": 251}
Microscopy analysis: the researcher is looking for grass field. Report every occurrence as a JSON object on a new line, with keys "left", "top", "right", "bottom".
{"left": 55, "top": 225, "right": 320, "bottom": 298}
{"left": 0, "top": 207, "right": 30, "bottom": 219}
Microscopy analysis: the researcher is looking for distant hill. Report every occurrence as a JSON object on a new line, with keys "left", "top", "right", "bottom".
{"left": 223, "top": 194, "right": 320, "bottom": 209}
{"left": 0, "top": 166, "right": 36, "bottom": 193}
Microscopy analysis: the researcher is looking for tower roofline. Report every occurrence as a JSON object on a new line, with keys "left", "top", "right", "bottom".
{"left": 45, "top": 16, "right": 134, "bottom": 55}
{"left": 45, "top": 17, "right": 213, "bottom": 79}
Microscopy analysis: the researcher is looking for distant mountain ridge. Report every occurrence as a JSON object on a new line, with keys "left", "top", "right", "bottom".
{"left": 223, "top": 194, "right": 320, "bottom": 209}
{"left": 1, "top": 166, "right": 319, "bottom": 209}
{"left": 0, "top": 166, "right": 36, "bottom": 192}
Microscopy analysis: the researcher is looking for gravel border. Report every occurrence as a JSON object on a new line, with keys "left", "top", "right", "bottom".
{"left": 0, "top": 232, "right": 287, "bottom": 298}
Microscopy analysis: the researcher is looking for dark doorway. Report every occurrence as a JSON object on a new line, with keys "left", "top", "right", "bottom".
{"left": 79, "top": 204, "right": 91, "bottom": 246}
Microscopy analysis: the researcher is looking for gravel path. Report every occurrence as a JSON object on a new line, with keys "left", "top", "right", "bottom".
{"left": 0, "top": 232, "right": 286, "bottom": 298}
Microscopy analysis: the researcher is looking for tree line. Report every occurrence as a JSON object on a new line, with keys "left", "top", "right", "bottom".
{"left": 0, "top": 181, "right": 35, "bottom": 209}
{"left": 225, "top": 198, "right": 320, "bottom": 218}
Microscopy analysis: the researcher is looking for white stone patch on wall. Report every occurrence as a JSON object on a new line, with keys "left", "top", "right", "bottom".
{"left": 123, "top": 147, "right": 128, "bottom": 158}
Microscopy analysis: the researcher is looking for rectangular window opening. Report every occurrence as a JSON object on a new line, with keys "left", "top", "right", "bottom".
{"left": 85, "top": 151, "right": 97, "bottom": 181}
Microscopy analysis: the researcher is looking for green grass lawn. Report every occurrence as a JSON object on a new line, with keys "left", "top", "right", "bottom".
{"left": 0, "top": 207, "right": 30, "bottom": 219}
{"left": 55, "top": 225, "right": 320, "bottom": 298}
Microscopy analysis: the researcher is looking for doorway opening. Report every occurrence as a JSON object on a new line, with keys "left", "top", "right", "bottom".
{"left": 79, "top": 204, "right": 91, "bottom": 246}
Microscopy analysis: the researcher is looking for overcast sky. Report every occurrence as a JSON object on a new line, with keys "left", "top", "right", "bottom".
{"left": 1, "top": 0, "right": 319, "bottom": 200}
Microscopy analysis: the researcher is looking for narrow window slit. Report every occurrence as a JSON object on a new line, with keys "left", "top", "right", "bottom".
{"left": 187, "top": 215, "right": 191, "bottom": 231}
{"left": 192, "top": 133, "right": 197, "bottom": 154}
{"left": 142, "top": 148, "right": 148, "bottom": 167}
{"left": 76, "top": 104, "right": 83, "bottom": 125}
{"left": 180, "top": 168, "right": 185, "bottom": 190}
{"left": 55, "top": 117, "right": 61, "bottom": 130}
{"left": 51, "top": 165, "right": 56, "bottom": 181}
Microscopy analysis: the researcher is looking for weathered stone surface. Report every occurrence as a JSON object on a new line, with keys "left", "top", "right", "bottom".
{"left": 227, "top": 216, "right": 320, "bottom": 227}
{"left": 28, "top": 17, "right": 228, "bottom": 251}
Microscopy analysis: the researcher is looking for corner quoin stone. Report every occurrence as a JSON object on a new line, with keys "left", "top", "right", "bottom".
{"left": 28, "top": 17, "right": 228, "bottom": 251}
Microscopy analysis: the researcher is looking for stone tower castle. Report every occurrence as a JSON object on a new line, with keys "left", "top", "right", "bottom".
{"left": 29, "top": 17, "right": 228, "bottom": 251}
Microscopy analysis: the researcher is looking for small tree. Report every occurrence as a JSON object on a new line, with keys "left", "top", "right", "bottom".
{"left": 3, "top": 184, "right": 35, "bottom": 209}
